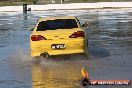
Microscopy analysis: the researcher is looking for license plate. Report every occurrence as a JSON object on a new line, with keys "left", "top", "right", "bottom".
{"left": 51, "top": 44, "right": 66, "bottom": 50}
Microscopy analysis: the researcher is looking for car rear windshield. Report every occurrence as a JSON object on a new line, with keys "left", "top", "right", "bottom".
{"left": 37, "top": 19, "right": 78, "bottom": 31}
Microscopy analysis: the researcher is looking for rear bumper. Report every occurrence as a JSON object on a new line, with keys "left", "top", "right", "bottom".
{"left": 30, "top": 38, "right": 84, "bottom": 57}
{"left": 31, "top": 49, "right": 84, "bottom": 57}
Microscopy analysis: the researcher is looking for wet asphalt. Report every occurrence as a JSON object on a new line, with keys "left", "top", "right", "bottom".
{"left": 0, "top": 8, "right": 132, "bottom": 88}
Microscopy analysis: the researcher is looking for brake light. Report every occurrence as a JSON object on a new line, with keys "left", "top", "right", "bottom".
{"left": 31, "top": 35, "right": 47, "bottom": 41}
{"left": 69, "top": 31, "right": 84, "bottom": 38}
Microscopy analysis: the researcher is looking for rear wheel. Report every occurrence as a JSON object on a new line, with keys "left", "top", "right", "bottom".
{"left": 32, "top": 53, "right": 49, "bottom": 64}
{"left": 40, "top": 52, "right": 49, "bottom": 59}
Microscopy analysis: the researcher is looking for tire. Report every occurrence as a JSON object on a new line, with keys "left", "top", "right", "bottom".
{"left": 40, "top": 52, "right": 49, "bottom": 59}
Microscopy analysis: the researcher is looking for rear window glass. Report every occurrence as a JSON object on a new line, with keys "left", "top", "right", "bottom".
{"left": 37, "top": 19, "right": 78, "bottom": 31}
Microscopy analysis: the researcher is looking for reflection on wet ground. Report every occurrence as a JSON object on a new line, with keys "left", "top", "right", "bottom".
{"left": 0, "top": 8, "right": 132, "bottom": 88}
{"left": 32, "top": 60, "right": 82, "bottom": 88}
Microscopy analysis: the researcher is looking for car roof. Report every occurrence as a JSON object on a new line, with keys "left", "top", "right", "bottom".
{"left": 39, "top": 16, "right": 76, "bottom": 21}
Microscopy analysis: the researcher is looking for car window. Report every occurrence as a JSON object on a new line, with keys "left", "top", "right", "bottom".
{"left": 37, "top": 19, "right": 78, "bottom": 31}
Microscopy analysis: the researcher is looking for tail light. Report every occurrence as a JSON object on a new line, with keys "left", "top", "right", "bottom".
{"left": 31, "top": 35, "right": 47, "bottom": 41}
{"left": 69, "top": 31, "right": 84, "bottom": 38}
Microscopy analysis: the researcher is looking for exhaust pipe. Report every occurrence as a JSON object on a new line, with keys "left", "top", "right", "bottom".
{"left": 40, "top": 52, "right": 49, "bottom": 58}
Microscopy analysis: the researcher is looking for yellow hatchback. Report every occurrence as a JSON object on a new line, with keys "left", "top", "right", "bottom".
{"left": 30, "top": 16, "right": 85, "bottom": 58}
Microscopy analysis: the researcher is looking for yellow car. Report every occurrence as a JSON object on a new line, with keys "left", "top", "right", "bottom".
{"left": 30, "top": 16, "right": 86, "bottom": 58}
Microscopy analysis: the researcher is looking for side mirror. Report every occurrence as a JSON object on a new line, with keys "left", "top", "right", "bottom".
{"left": 82, "top": 22, "right": 88, "bottom": 27}
{"left": 29, "top": 27, "right": 34, "bottom": 31}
